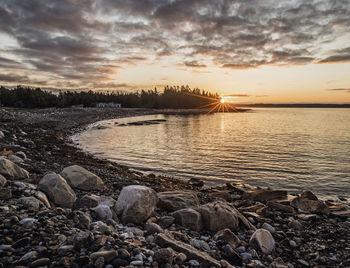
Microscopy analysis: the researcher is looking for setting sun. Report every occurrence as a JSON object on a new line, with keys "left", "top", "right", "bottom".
{"left": 220, "top": 98, "right": 225, "bottom": 103}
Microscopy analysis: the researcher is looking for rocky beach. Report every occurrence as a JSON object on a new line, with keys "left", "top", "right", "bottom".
{"left": 1, "top": 107, "right": 350, "bottom": 268}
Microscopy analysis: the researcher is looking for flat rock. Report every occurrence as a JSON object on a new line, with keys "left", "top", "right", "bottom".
{"left": 173, "top": 208, "right": 203, "bottom": 231}
{"left": 157, "top": 191, "right": 199, "bottom": 212}
{"left": 61, "top": 165, "right": 104, "bottom": 191}
{"left": 37, "top": 173, "right": 76, "bottom": 208}
{"left": 291, "top": 197, "right": 329, "bottom": 214}
{"left": 90, "top": 250, "right": 117, "bottom": 263}
{"left": 249, "top": 229, "right": 275, "bottom": 254}
{"left": 243, "top": 189, "right": 287, "bottom": 202}
{"left": 199, "top": 201, "right": 239, "bottom": 232}
{"left": 331, "top": 210, "right": 350, "bottom": 218}
{"left": 155, "top": 233, "right": 220, "bottom": 267}
{"left": 0, "top": 158, "right": 29, "bottom": 179}
{"left": 115, "top": 185, "right": 158, "bottom": 224}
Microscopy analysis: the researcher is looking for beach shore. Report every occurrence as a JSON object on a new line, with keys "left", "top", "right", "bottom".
{"left": 0, "top": 107, "right": 349, "bottom": 268}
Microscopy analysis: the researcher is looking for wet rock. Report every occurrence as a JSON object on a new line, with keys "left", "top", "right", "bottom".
{"left": 249, "top": 229, "right": 275, "bottom": 254}
{"left": 37, "top": 173, "right": 76, "bottom": 208}
{"left": 115, "top": 185, "right": 158, "bottom": 224}
{"left": 199, "top": 201, "right": 239, "bottom": 232}
{"left": 90, "top": 250, "right": 117, "bottom": 263}
{"left": 291, "top": 197, "right": 329, "bottom": 214}
{"left": 157, "top": 191, "right": 199, "bottom": 212}
{"left": 214, "top": 228, "right": 241, "bottom": 248}
{"left": 154, "top": 247, "right": 174, "bottom": 264}
{"left": 145, "top": 222, "right": 164, "bottom": 234}
{"left": 92, "top": 204, "right": 113, "bottom": 220}
{"left": 173, "top": 208, "right": 203, "bottom": 231}
{"left": 19, "top": 196, "right": 40, "bottom": 210}
{"left": 155, "top": 233, "right": 220, "bottom": 267}
{"left": 0, "top": 158, "right": 29, "bottom": 179}
{"left": 61, "top": 165, "right": 104, "bottom": 191}
{"left": 243, "top": 189, "right": 287, "bottom": 202}
{"left": 0, "top": 187, "right": 11, "bottom": 200}
{"left": 0, "top": 174, "right": 6, "bottom": 186}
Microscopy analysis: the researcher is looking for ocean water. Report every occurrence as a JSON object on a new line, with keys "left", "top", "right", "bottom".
{"left": 72, "top": 108, "right": 350, "bottom": 199}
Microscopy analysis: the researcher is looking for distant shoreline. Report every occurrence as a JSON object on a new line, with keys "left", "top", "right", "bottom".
{"left": 237, "top": 103, "right": 350, "bottom": 108}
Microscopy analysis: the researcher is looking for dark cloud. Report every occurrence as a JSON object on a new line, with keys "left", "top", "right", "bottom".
{"left": 225, "top": 94, "right": 250, "bottom": 97}
{"left": 184, "top": 61, "right": 206, "bottom": 68}
{"left": 327, "top": 88, "right": 350, "bottom": 93}
{"left": 0, "top": 0, "right": 350, "bottom": 88}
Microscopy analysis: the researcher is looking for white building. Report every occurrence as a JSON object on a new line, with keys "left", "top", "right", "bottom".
{"left": 96, "top": 102, "right": 121, "bottom": 108}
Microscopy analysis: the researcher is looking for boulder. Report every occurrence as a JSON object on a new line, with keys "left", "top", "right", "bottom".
{"left": 243, "top": 189, "right": 287, "bottom": 202}
{"left": 61, "top": 165, "right": 104, "bottom": 191}
{"left": 0, "top": 174, "right": 6, "bottom": 186}
{"left": 199, "top": 201, "right": 239, "bottom": 232}
{"left": 115, "top": 185, "right": 158, "bottom": 224}
{"left": 0, "top": 158, "right": 29, "bottom": 179}
{"left": 37, "top": 173, "right": 76, "bottom": 208}
{"left": 249, "top": 229, "right": 275, "bottom": 254}
{"left": 157, "top": 191, "right": 199, "bottom": 212}
{"left": 291, "top": 197, "right": 329, "bottom": 214}
{"left": 173, "top": 208, "right": 203, "bottom": 231}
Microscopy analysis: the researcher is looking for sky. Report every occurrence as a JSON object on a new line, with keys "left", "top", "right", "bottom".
{"left": 0, "top": 0, "right": 350, "bottom": 103}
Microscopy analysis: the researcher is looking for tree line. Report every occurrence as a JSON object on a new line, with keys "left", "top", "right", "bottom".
{"left": 0, "top": 85, "right": 219, "bottom": 109}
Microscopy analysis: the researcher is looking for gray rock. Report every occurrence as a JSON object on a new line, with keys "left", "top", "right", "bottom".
{"left": 19, "top": 218, "right": 37, "bottom": 228}
{"left": 7, "top": 154, "right": 24, "bottom": 164}
{"left": 15, "top": 151, "right": 27, "bottom": 159}
{"left": 37, "top": 173, "right": 76, "bottom": 208}
{"left": 0, "top": 158, "right": 29, "bottom": 179}
{"left": 91, "top": 221, "right": 111, "bottom": 234}
{"left": 34, "top": 190, "right": 51, "bottom": 208}
{"left": 157, "top": 191, "right": 199, "bottom": 212}
{"left": 262, "top": 222, "right": 275, "bottom": 233}
{"left": 18, "top": 251, "right": 37, "bottom": 263}
{"left": 189, "top": 238, "right": 210, "bottom": 252}
{"left": 115, "top": 185, "right": 158, "bottom": 224}
{"left": 19, "top": 196, "right": 40, "bottom": 210}
{"left": 249, "top": 229, "right": 275, "bottom": 254}
{"left": 92, "top": 204, "right": 113, "bottom": 220}
{"left": 291, "top": 197, "right": 329, "bottom": 214}
{"left": 0, "top": 131, "right": 4, "bottom": 139}
{"left": 61, "top": 165, "right": 104, "bottom": 190}
{"left": 173, "top": 208, "right": 203, "bottom": 231}
{"left": 57, "top": 245, "right": 74, "bottom": 256}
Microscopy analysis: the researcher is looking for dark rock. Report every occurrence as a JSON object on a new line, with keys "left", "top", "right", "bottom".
{"left": 157, "top": 191, "right": 199, "bottom": 212}
{"left": 173, "top": 208, "right": 203, "bottom": 231}
{"left": 157, "top": 216, "right": 175, "bottom": 228}
{"left": 243, "top": 189, "right": 287, "bottom": 202}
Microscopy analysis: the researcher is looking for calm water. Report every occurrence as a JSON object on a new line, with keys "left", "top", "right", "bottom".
{"left": 72, "top": 108, "right": 350, "bottom": 199}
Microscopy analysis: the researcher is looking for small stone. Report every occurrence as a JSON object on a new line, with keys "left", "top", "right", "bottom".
{"left": 79, "top": 213, "right": 91, "bottom": 229}
{"left": 145, "top": 222, "right": 164, "bottom": 234}
{"left": 90, "top": 250, "right": 117, "bottom": 263}
{"left": 130, "top": 260, "right": 143, "bottom": 266}
{"left": 289, "top": 240, "right": 297, "bottom": 248}
{"left": 249, "top": 229, "right": 275, "bottom": 254}
{"left": 0, "top": 174, "right": 6, "bottom": 186}
{"left": 57, "top": 245, "right": 74, "bottom": 256}
{"left": 189, "top": 259, "right": 200, "bottom": 266}
{"left": 94, "top": 256, "right": 105, "bottom": 268}
{"left": 12, "top": 237, "right": 31, "bottom": 248}
{"left": 112, "top": 258, "right": 129, "bottom": 267}
{"left": 30, "top": 258, "right": 50, "bottom": 267}
{"left": 73, "top": 231, "right": 93, "bottom": 250}
{"left": 0, "top": 187, "right": 11, "bottom": 200}
{"left": 214, "top": 228, "right": 241, "bottom": 248}
{"left": 92, "top": 204, "right": 112, "bottom": 220}
{"left": 289, "top": 220, "right": 303, "bottom": 230}
{"left": 262, "top": 223, "right": 275, "bottom": 233}
{"left": 175, "top": 253, "right": 187, "bottom": 265}
{"left": 297, "top": 259, "right": 309, "bottom": 266}
{"left": 157, "top": 216, "right": 175, "bottom": 228}
{"left": 18, "top": 251, "right": 37, "bottom": 263}
{"left": 19, "top": 196, "right": 40, "bottom": 210}
{"left": 19, "top": 218, "right": 37, "bottom": 228}
{"left": 154, "top": 247, "right": 174, "bottom": 264}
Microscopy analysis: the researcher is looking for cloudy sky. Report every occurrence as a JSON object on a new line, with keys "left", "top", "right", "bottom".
{"left": 0, "top": 0, "right": 350, "bottom": 103}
